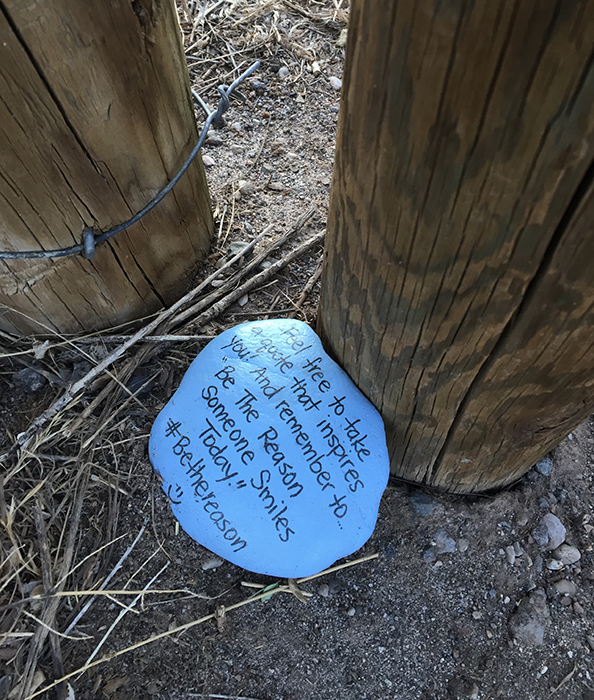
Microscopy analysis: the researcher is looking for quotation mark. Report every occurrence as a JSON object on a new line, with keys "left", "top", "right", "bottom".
{"left": 236, "top": 480, "right": 247, "bottom": 489}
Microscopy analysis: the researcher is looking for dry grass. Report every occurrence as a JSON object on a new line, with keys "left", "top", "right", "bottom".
{"left": 0, "top": 2, "right": 349, "bottom": 697}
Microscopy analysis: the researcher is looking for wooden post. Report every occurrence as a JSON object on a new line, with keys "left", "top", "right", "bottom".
{"left": 0, "top": 0, "right": 213, "bottom": 335}
{"left": 318, "top": 0, "right": 594, "bottom": 492}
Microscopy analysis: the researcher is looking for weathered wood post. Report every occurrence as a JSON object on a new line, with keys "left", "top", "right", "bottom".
{"left": 0, "top": 0, "right": 213, "bottom": 335}
{"left": 318, "top": 0, "right": 594, "bottom": 492}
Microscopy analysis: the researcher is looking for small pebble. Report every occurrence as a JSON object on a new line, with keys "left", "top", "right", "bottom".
{"left": 278, "top": 66, "right": 289, "bottom": 79}
{"left": 553, "top": 544, "right": 581, "bottom": 566}
{"left": 513, "top": 542, "right": 524, "bottom": 557}
{"left": 237, "top": 180, "right": 256, "bottom": 196}
{"left": 146, "top": 681, "right": 160, "bottom": 695}
{"left": 206, "top": 134, "right": 223, "bottom": 146}
{"left": 535, "top": 456, "right": 553, "bottom": 476}
{"left": 423, "top": 547, "right": 436, "bottom": 564}
{"left": 505, "top": 546, "right": 516, "bottom": 566}
{"left": 347, "top": 607, "right": 356, "bottom": 616}
{"left": 329, "top": 76, "right": 342, "bottom": 91}
{"left": 458, "top": 538, "right": 470, "bottom": 553}
{"left": 382, "top": 542, "right": 396, "bottom": 559}
{"left": 251, "top": 79, "right": 267, "bottom": 95}
{"left": 546, "top": 559, "right": 565, "bottom": 571}
{"left": 311, "top": 61, "right": 322, "bottom": 75}
{"left": 201, "top": 558, "right": 223, "bottom": 571}
{"left": 202, "top": 154, "right": 215, "bottom": 167}
{"left": 319, "top": 584, "right": 330, "bottom": 598}
{"left": 559, "top": 595, "right": 573, "bottom": 607}
{"left": 532, "top": 513, "right": 566, "bottom": 550}
{"left": 553, "top": 579, "right": 576, "bottom": 597}
{"left": 574, "top": 601, "right": 585, "bottom": 615}
{"left": 237, "top": 294, "right": 249, "bottom": 307}
{"left": 472, "top": 611, "right": 482, "bottom": 620}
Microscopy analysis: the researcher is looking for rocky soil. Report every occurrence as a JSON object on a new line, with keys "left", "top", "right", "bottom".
{"left": 1, "top": 2, "right": 594, "bottom": 699}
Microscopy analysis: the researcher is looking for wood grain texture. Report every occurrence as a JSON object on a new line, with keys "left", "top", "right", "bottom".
{"left": 0, "top": 0, "right": 212, "bottom": 334}
{"left": 318, "top": 0, "right": 594, "bottom": 492}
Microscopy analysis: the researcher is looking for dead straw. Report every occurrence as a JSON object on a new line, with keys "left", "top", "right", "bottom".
{"left": 22, "top": 553, "right": 376, "bottom": 700}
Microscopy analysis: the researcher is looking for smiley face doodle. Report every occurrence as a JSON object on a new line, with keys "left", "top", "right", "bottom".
{"left": 167, "top": 483, "right": 184, "bottom": 504}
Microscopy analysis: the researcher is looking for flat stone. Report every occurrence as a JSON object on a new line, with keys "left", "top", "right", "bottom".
{"left": 553, "top": 544, "right": 581, "bottom": 566}
{"left": 508, "top": 588, "right": 550, "bottom": 647}
{"left": 149, "top": 319, "right": 389, "bottom": 577}
{"left": 531, "top": 513, "right": 566, "bottom": 550}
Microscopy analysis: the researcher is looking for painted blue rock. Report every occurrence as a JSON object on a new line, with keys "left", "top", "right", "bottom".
{"left": 149, "top": 319, "right": 389, "bottom": 577}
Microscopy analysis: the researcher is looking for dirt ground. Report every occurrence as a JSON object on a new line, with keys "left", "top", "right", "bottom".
{"left": 2, "top": 2, "right": 594, "bottom": 699}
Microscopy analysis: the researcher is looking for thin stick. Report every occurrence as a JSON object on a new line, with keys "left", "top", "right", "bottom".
{"left": 289, "top": 259, "right": 323, "bottom": 318}
{"left": 241, "top": 553, "right": 380, "bottom": 590}
{"left": 296, "top": 553, "right": 379, "bottom": 584}
{"left": 69, "top": 334, "right": 215, "bottom": 344}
